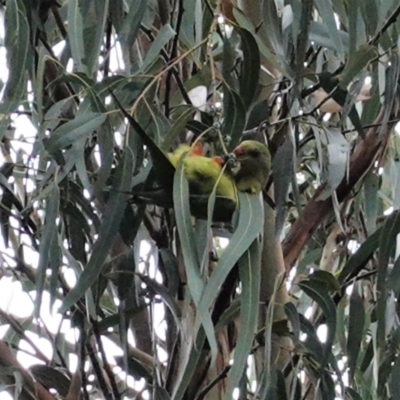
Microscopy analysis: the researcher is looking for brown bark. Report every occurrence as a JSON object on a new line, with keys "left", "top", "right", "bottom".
{"left": 283, "top": 109, "right": 390, "bottom": 269}
{"left": 0, "top": 340, "right": 57, "bottom": 400}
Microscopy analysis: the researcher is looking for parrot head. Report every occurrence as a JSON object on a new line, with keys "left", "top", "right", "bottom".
{"left": 232, "top": 140, "right": 271, "bottom": 194}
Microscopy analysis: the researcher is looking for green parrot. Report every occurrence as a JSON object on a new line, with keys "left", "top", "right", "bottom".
{"left": 232, "top": 140, "right": 271, "bottom": 194}
{"left": 168, "top": 143, "right": 237, "bottom": 202}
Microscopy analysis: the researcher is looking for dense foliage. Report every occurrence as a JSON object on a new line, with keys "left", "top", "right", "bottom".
{"left": 1, "top": 0, "right": 400, "bottom": 399}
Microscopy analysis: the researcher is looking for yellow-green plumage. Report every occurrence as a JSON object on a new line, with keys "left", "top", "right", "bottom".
{"left": 168, "top": 143, "right": 202, "bottom": 166}
{"left": 232, "top": 140, "right": 271, "bottom": 194}
{"left": 168, "top": 143, "right": 237, "bottom": 202}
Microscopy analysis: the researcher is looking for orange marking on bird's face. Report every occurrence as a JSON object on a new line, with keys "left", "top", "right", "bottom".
{"left": 212, "top": 156, "right": 224, "bottom": 166}
{"left": 190, "top": 141, "right": 205, "bottom": 156}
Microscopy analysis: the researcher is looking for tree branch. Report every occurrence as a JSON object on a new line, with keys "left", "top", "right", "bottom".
{"left": 282, "top": 109, "right": 391, "bottom": 269}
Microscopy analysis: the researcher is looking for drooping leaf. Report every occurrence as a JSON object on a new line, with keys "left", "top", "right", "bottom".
{"left": 273, "top": 127, "right": 295, "bottom": 238}
{"left": 173, "top": 155, "right": 219, "bottom": 363}
{"left": 0, "top": 0, "right": 29, "bottom": 139}
{"left": 237, "top": 27, "right": 260, "bottom": 109}
{"left": 67, "top": 0, "right": 87, "bottom": 73}
{"left": 380, "top": 53, "right": 400, "bottom": 137}
{"left": 222, "top": 88, "right": 247, "bottom": 150}
{"left": 315, "top": 0, "right": 344, "bottom": 54}
{"left": 376, "top": 210, "right": 400, "bottom": 347}
{"left": 308, "top": 21, "right": 349, "bottom": 51}
{"left": 347, "top": 289, "right": 365, "bottom": 383}
{"left": 35, "top": 183, "right": 60, "bottom": 317}
{"left": 140, "top": 24, "right": 176, "bottom": 72}
{"left": 299, "top": 280, "right": 337, "bottom": 363}
{"left": 60, "top": 147, "right": 134, "bottom": 312}
{"left": 338, "top": 225, "right": 382, "bottom": 283}
{"left": 118, "top": 0, "right": 147, "bottom": 68}
{"left": 45, "top": 112, "right": 107, "bottom": 154}
{"left": 111, "top": 92, "right": 176, "bottom": 193}
{"left": 82, "top": 0, "right": 109, "bottom": 76}
{"left": 340, "top": 45, "right": 376, "bottom": 88}
{"left": 224, "top": 239, "right": 261, "bottom": 400}
{"left": 390, "top": 341, "right": 400, "bottom": 398}
{"left": 195, "top": 193, "right": 264, "bottom": 353}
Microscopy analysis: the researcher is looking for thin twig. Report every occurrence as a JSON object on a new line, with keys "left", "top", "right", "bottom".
{"left": 371, "top": 3, "right": 400, "bottom": 45}
{"left": 86, "top": 341, "right": 113, "bottom": 400}
{"left": 130, "top": 37, "right": 207, "bottom": 113}
{"left": 92, "top": 320, "right": 121, "bottom": 399}
{"left": 164, "top": 0, "right": 184, "bottom": 118}
{"left": 194, "top": 365, "right": 231, "bottom": 400}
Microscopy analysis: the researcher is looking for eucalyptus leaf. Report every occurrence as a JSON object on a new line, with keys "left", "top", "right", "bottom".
{"left": 224, "top": 239, "right": 261, "bottom": 400}
{"left": 45, "top": 113, "right": 107, "bottom": 153}
{"left": 60, "top": 147, "right": 134, "bottom": 312}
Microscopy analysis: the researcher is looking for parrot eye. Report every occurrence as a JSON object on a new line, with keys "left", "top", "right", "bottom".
{"left": 248, "top": 148, "right": 261, "bottom": 158}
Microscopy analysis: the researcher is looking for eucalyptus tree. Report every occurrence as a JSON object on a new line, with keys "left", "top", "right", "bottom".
{"left": 1, "top": 0, "right": 400, "bottom": 399}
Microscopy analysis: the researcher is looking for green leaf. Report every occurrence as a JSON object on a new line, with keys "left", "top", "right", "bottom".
{"left": 381, "top": 53, "right": 400, "bottom": 137}
{"left": 173, "top": 159, "right": 204, "bottom": 304}
{"left": 285, "top": 302, "right": 300, "bottom": 341}
{"left": 299, "top": 280, "right": 337, "bottom": 364}
{"left": 215, "top": 297, "right": 241, "bottom": 331}
{"left": 390, "top": 344, "right": 400, "bottom": 398}
{"left": 60, "top": 147, "right": 134, "bottom": 312}
{"left": 195, "top": 193, "right": 264, "bottom": 344}
{"left": 33, "top": 46, "right": 47, "bottom": 124}
{"left": 377, "top": 210, "right": 400, "bottom": 347}
{"left": 45, "top": 113, "right": 107, "bottom": 153}
{"left": 359, "top": 0, "right": 378, "bottom": 38}
{"left": 35, "top": 183, "right": 60, "bottom": 317}
{"left": 140, "top": 24, "right": 176, "bottom": 72}
{"left": 363, "top": 171, "right": 379, "bottom": 235}
{"left": 273, "top": 131, "right": 294, "bottom": 237}
{"left": 299, "top": 314, "right": 324, "bottom": 364}
{"left": 224, "top": 239, "right": 261, "bottom": 400}
{"left": 308, "top": 21, "right": 349, "bottom": 51}
{"left": 315, "top": 0, "right": 344, "bottom": 54}
{"left": 222, "top": 33, "right": 237, "bottom": 89}
{"left": 237, "top": 28, "right": 260, "bottom": 109}
{"left": 82, "top": 0, "right": 109, "bottom": 76}
{"left": 309, "top": 270, "right": 341, "bottom": 292}
{"left": 345, "top": 387, "right": 363, "bottom": 400}
{"left": 163, "top": 107, "right": 195, "bottom": 150}
{"left": 293, "top": 0, "right": 313, "bottom": 89}
{"left": 338, "top": 226, "right": 382, "bottom": 283}
{"left": 222, "top": 89, "right": 247, "bottom": 150}
{"left": 112, "top": 93, "right": 176, "bottom": 194}
{"left": 173, "top": 156, "right": 218, "bottom": 362}
{"left": 261, "top": 0, "right": 284, "bottom": 57}
{"left": 347, "top": 289, "right": 365, "bottom": 384}
{"left": 0, "top": 0, "right": 29, "bottom": 125}
{"left": 118, "top": 0, "right": 147, "bottom": 67}
{"left": 67, "top": 0, "right": 87, "bottom": 73}
{"left": 389, "top": 255, "right": 400, "bottom": 293}
{"left": 316, "top": 371, "right": 336, "bottom": 399}
{"left": 340, "top": 44, "right": 377, "bottom": 88}
{"left": 30, "top": 365, "right": 71, "bottom": 397}
{"left": 347, "top": 0, "right": 358, "bottom": 55}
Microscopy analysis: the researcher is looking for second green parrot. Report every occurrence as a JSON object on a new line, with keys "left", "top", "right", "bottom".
{"left": 232, "top": 140, "right": 271, "bottom": 194}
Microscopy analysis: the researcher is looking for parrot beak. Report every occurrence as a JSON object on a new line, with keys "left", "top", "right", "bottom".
{"left": 232, "top": 145, "right": 244, "bottom": 158}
